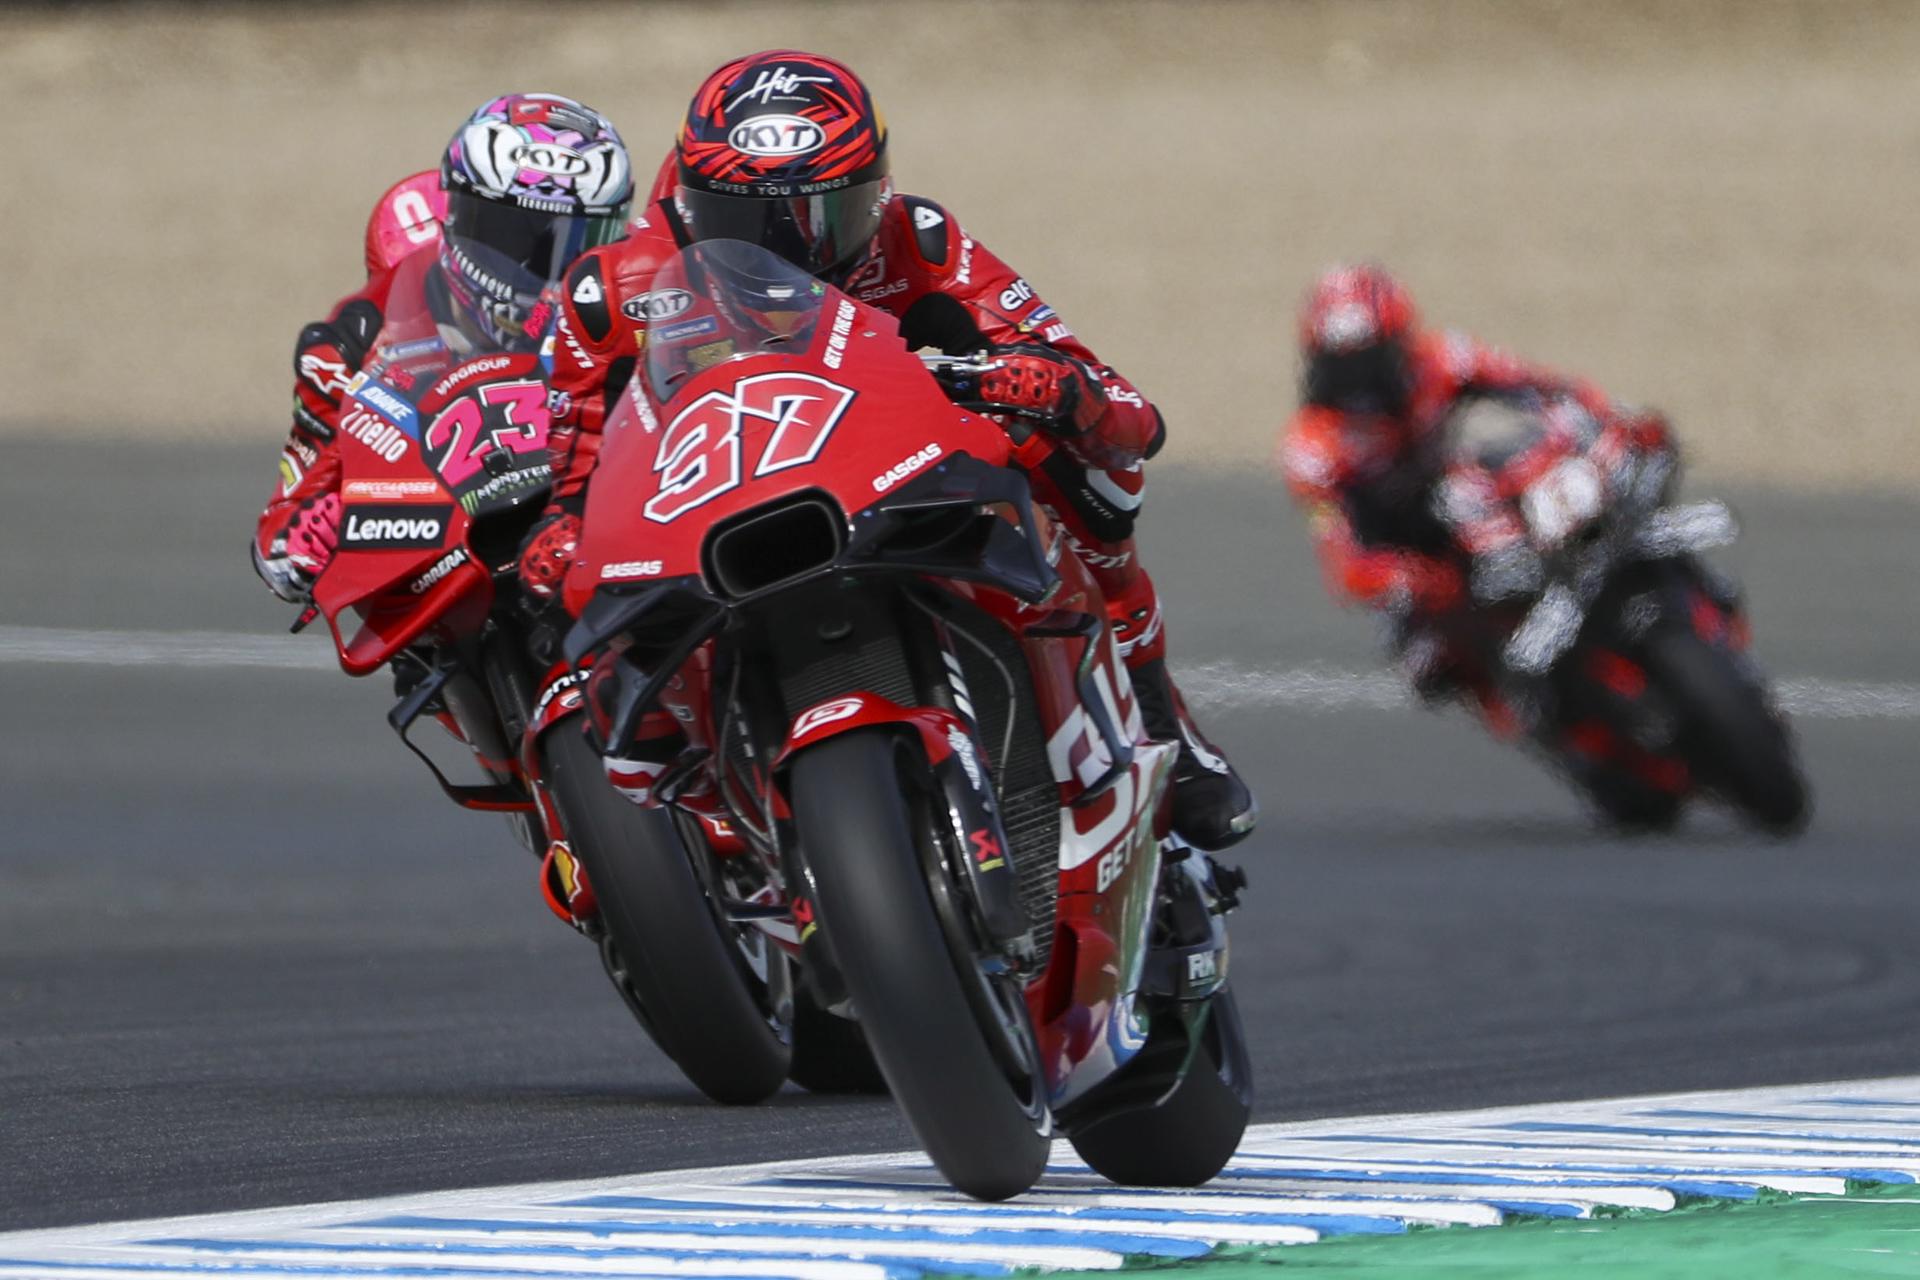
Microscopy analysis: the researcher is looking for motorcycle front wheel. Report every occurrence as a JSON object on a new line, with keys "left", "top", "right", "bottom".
{"left": 790, "top": 729, "right": 1050, "bottom": 1200}
{"left": 542, "top": 725, "right": 792, "bottom": 1104}
{"left": 1638, "top": 628, "right": 1810, "bottom": 834}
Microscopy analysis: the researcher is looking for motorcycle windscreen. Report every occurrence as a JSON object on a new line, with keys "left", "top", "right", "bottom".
{"left": 567, "top": 239, "right": 1016, "bottom": 612}
{"left": 643, "top": 238, "right": 832, "bottom": 406}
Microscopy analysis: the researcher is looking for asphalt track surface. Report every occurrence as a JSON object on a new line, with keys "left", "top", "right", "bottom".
{"left": 2, "top": 439, "right": 1915, "bottom": 1232}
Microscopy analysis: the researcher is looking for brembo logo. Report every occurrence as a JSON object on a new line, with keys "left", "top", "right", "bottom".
{"left": 728, "top": 114, "right": 825, "bottom": 158}
{"left": 341, "top": 504, "right": 452, "bottom": 549}
{"left": 511, "top": 143, "right": 589, "bottom": 176}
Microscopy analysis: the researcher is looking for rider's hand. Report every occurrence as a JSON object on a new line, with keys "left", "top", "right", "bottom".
{"left": 517, "top": 511, "right": 581, "bottom": 602}
{"left": 259, "top": 493, "right": 341, "bottom": 603}
{"left": 947, "top": 344, "right": 1107, "bottom": 437}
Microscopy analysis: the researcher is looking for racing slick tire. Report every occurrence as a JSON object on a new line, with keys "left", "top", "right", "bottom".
{"left": 1067, "top": 987, "right": 1253, "bottom": 1187}
{"left": 1640, "top": 628, "right": 1810, "bottom": 834}
{"left": 542, "top": 724, "right": 792, "bottom": 1104}
{"left": 791, "top": 729, "right": 1050, "bottom": 1200}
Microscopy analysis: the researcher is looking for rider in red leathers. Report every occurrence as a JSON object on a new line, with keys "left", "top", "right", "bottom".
{"left": 1278, "top": 263, "right": 1663, "bottom": 718}
{"left": 517, "top": 50, "right": 1257, "bottom": 851}
{"left": 250, "top": 95, "right": 633, "bottom": 604}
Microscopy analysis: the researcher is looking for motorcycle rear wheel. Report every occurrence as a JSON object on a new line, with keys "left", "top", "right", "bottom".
{"left": 1067, "top": 987, "right": 1253, "bottom": 1186}
{"left": 542, "top": 725, "right": 792, "bottom": 1104}
{"left": 791, "top": 729, "right": 1050, "bottom": 1200}
{"left": 1639, "top": 628, "right": 1810, "bottom": 833}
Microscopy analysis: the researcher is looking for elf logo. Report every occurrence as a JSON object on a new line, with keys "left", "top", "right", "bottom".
{"left": 341, "top": 504, "right": 452, "bottom": 549}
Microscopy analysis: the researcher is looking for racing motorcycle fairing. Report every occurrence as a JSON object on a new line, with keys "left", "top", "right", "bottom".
{"left": 562, "top": 241, "right": 1206, "bottom": 1115}
{"left": 312, "top": 245, "right": 559, "bottom": 675}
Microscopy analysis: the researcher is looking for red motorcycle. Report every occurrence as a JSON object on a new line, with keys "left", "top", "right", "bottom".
{"left": 565, "top": 241, "right": 1251, "bottom": 1200}
{"left": 1424, "top": 396, "right": 1809, "bottom": 830}
{"left": 299, "top": 242, "right": 794, "bottom": 1103}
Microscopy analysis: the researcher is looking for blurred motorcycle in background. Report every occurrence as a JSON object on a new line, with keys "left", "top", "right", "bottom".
{"left": 1410, "top": 396, "right": 1810, "bottom": 832}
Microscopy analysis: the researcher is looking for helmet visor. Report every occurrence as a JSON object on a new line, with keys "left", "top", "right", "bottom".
{"left": 1306, "top": 341, "right": 1412, "bottom": 416}
{"left": 444, "top": 190, "right": 627, "bottom": 286}
{"left": 675, "top": 180, "right": 886, "bottom": 278}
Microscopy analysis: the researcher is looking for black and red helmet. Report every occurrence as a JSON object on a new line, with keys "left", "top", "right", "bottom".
{"left": 674, "top": 51, "right": 890, "bottom": 280}
{"left": 1299, "top": 264, "right": 1420, "bottom": 416}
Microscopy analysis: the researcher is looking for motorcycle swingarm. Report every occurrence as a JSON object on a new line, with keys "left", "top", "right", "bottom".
{"left": 388, "top": 663, "right": 536, "bottom": 813}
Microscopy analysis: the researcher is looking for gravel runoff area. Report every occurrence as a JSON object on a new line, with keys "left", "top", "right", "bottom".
{"left": 9, "top": 0, "right": 1917, "bottom": 492}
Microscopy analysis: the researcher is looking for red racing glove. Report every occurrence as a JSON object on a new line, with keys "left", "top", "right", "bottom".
{"left": 518, "top": 512, "right": 582, "bottom": 602}
{"left": 964, "top": 344, "right": 1107, "bottom": 438}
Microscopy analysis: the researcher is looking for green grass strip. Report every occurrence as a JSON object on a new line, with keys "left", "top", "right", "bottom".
{"left": 1009, "top": 1184, "right": 1920, "bottom": 1279}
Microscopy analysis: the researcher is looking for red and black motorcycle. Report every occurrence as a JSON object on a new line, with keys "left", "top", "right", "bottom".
{"left": 565, "top": 240, "right": 1251, "bottom": 1200}
{"left": 1422, "top": 396, "right": 1809, "bottom": 831}
{"left": 299, "top": 241, "right": 794, "bottom": 1103}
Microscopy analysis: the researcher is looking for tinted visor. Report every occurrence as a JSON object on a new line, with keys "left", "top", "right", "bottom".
{"left": 676, "top": 180, "right": 886, "bottom": 278}
{"left": 444, "top": 190, "right": 626, "bottom": 286}
{"left": 1305, "top": 341, "right": 1413, "bottom": 416}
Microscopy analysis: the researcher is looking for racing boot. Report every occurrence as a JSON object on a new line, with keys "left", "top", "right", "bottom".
{"left": 1129, "top": 656, "right": 1258, "bottom": 851}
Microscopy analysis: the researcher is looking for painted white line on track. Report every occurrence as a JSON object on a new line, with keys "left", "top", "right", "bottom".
{"left": 7, "top": 1076, "right": 1920, "bottom": 1278}
{"left": 2, "top": 625, "right": 1915, "bottom": 721}
{"left": 1177, "top": 658, "right": 1920, "bottom": 720}
{"left": 0, "top": 625, "right": 336, "bottom": 671}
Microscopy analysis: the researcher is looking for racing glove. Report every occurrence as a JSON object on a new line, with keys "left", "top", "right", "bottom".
{"left": 517, "top": 511, "right": 582, "bottom": 602}
{"left": 946, "top": 343, "right": 1108, "bottom": 438}
{"left": 255, "top": 493, "right": 341, "bottom": 603}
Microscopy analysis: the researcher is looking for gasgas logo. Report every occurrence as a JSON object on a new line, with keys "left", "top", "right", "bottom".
{"left": 728, "top": 114, "right": 825, "bottom": 158}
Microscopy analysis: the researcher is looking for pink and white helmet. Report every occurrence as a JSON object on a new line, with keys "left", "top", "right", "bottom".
{"left": 440, "top": 92, "right": 632, "bottom": 286}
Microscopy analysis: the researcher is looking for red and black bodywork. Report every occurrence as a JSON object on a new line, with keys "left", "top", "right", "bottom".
{"left": 1431, "top": 399, "right": 1809, "bottom": 831}
{"left": 564, "top": 242, "right": 1247, "bottom": 1198}
{"left": 303, "top": 250, "right": 585, "bottom": 877}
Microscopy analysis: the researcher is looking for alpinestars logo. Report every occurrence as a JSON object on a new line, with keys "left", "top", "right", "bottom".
{"left": 298, "top": 353, "right": 354, "bottom": 397}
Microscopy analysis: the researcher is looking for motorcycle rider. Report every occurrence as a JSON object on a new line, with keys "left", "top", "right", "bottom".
{"left": 251, "top": 93, "right": 633, "bottom": 604}
{"left": 363, "top": 171, "right": 448, "bottom": 278}
{"left": 1278, "top": 262, "right": 1664, "bottom": 716}
{"left": 517, "top": 50, "right": 1257, "bottom": 851}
